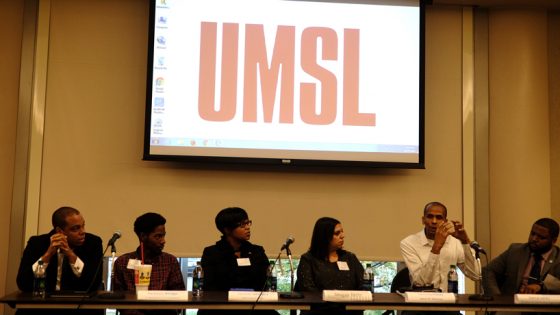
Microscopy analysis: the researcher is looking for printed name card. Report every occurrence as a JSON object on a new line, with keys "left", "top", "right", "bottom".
{"left": 136, "top": 290, "right": 189, "bottom": 301}
{"left": 322, "top": 290, "right": 373, "bottom": 302}
{"left": 402, "top": 292, "right": 456, "bottom": 303}
{"left": 228, "top": 291, "right": 279, "bottom": 302}
{"left": 514, "top": 294, "right": 560, "bottom": 304}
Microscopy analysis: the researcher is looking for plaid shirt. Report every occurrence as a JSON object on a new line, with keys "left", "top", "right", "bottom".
{"left": 112, "top": 248, "right": 185, "bottom": 291}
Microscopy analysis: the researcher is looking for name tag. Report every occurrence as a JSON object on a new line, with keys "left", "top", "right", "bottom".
{"left": 237, "top": 258, "right": 251, "bottom": 266}
{"left": 403, "top": 292, "right": 457, "bottom": 303}
{"left": 127, "top": 259, "right": 141, "bottom": 270}
{"left": 228, "top": 291, "right": 278, "bottom": 301}
{"left": 337, "top": 261, "right": 350, "bottom": 271}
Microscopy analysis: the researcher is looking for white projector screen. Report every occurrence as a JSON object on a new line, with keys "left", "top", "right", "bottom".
{"left": 144, "top": 0, "right": 425, "bottom": 168}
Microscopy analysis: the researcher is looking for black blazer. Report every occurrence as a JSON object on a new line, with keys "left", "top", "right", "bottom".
{"left": 201, "top": 237, "right": 270, "bottom": 291}
{"left": 16, "top": 230, "right": 103, "bottom": 293}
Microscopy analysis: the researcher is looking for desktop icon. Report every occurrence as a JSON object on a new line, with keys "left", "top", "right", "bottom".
{"left": 154, "top": 97, "right": 165, "bottom": 107}
{"left": 156, "top": 36, "right": 166, "bottom": 45}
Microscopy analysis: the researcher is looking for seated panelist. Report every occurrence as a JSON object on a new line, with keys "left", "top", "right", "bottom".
{"left": 16, "top": 206, "right": 103, "bottom": 315}
{"left": 399, "top": 201, "right": 480, "bottom": 315}
{"left": 484, "top": 218, "right": 560, "bottom": 296}
{"left": 112, "top": 212, "right": 185, "bottom": 315}
{"left": 296, "top": 217, "right": 364, "bottom": 315}
{"left": 400, "top": 202, "right": 480, "bottom": 291}
{"left": 198, "top": 206, "right": 278, "bottom": 315}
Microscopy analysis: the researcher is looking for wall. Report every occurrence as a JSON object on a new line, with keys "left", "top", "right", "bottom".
{"left": 30, "top": 0, "right": 465, "bottom": 261}
{"left": 550, "top": 11, "right": 560, "bottom": 221}
{"left": 0, "top": 0, "right": 25, "bottom": 312}
{"left": 4, "top": 0, "right": 560, "bottom": 306}
{"left": 488, "top": 9, "right": 552, "bottom": 254}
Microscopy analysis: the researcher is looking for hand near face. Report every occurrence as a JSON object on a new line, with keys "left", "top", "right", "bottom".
{"left": 49, "top": 232, "right": 67, "bottom": 253}
{"left": 49, "top": 232, "right": 77, "bottom": 263}
{"left": 54, "top": 233, "right": 71, "bottom": 253}
{"left": 450, "top": 220, "right": 470, "bottom": 244}
{"left": 43, "top": 232, "right": 67, "bottom": 262}
{"left": 432, "top": 221, "right": 454, "bottom": 253}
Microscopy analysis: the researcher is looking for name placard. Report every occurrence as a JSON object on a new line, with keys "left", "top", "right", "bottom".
{"left": 136, "top": 290, "right": 189, "bottom": 301}
{"left": 227, "top": 291, "right": 279, "bottom": 302}
{"left": 401, "top": 292, "right": 456, "bottom": 303}
{"left": 322, "top": 290, "right": 373, "bottom": 302}
{"left": 514, "top": 294, "right": 560, "bottom": 304}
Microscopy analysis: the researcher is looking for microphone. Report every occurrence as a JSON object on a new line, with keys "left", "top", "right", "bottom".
{"left": 278, "top": 235, "right": 303, "bottom": 299}
{"left": 107, "top": 231, "right": 121, "bottom": 246}
{"left": 280, "top": 236, "right": 295, "bottom": 251}
{"left": 470, "top": 241, "right": 486, "bottom": 255}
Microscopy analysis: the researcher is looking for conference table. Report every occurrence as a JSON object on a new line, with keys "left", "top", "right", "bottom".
{"left": 2, "top": 291, "right": 560, "bottom": 313}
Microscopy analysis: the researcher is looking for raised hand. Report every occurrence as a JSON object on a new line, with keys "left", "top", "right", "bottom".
{"left": 432, "top": 221, "right": 455, "bottom": 254}
{"left": 450, "top": 220, "right": 471, "bottom": 244}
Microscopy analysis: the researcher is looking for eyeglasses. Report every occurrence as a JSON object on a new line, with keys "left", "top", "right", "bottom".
{"left": 236, "top": 220, "right": 252, "bottom": 228}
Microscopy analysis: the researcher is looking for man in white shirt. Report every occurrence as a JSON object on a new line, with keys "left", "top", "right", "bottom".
{"left": 400, "top": 202, "right": 480, "bottom": 314}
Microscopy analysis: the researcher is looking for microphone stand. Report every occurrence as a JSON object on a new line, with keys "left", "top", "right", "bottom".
{"left": 98, "top": 243, "right": 125, "bottom": 299}
{"left": 469, "top": 250, "right": 493, "bottom": 301}
{"left": 279, "top": 246, "right": 304, "bottom": 299}
{"left": 110, "top": 244, "right": 117, "bottom": 291}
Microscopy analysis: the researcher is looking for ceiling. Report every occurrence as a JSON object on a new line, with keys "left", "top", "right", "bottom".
{"left": 431, "top": 0, "right": 560, "bottom": 9}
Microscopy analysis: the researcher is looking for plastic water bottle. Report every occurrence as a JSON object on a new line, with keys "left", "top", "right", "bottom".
{"left": 447, "top": 265, "right": 458, "bottom": 293}
{"left": 362, "top": 263, "right": 375, "bottom": 292}
{"left": 192, "top": 261, "right": 204, "bottom": 297}
{"left": 266, "top": 260, "right": 278, "bottom": 291}
{"left": 33, "top": 259, "right": 46, "bottom": 299}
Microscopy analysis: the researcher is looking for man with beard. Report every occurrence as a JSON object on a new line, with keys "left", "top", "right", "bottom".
{"left": 112, "top": 212, "right": 185, "bottom": 315}
{"left": 400, "top": 202, "right": 480, "bottom": 315}
{"left": 484, "top": 218, "right": 560, "bottom": 296}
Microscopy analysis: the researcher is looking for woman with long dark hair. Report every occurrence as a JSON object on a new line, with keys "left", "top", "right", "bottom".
{"left": 296, "top": 217, "right": 364, "bottom": 314}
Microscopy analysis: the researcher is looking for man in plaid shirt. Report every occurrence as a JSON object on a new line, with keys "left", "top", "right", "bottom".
{"left": 112, "top": 212, "right": 185, "bottom": 315}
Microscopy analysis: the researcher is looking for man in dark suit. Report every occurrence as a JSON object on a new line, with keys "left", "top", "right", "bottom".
{"left": 484, "top": 218, "right": 560, "bottom": 296}
{"left": 16, "top": 206, "right": 103, "bottom": 315}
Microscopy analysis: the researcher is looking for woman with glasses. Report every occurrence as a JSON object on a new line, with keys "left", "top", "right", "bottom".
{"left": 200, "top": 206, "right": 271, "bottom": 292}
{"left": 296, "top": 217, "right": 364, "bottom": 315}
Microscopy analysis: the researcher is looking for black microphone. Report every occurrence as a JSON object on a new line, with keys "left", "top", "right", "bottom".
{"left": 98, "top": 230, "right": 125, "bottom": 299}
{"left": 107, "top": 231, "right": 121, "bottom": 246}
{"left": 280, "top": 236, "right": 295, "bottom": 251}
{"left": 470, "top": 241, "right": 486, "bottom": 255}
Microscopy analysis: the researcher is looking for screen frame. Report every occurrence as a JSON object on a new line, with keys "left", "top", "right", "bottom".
{"left": 143, "top": 0, "right": 426, "bottom": 169}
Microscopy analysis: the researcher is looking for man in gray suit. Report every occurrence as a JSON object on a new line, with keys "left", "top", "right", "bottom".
{"left": 484, "top": 218, "right": 560, "bottom": 296}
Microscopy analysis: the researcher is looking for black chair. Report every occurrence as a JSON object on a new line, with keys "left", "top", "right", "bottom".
{"left": 390, "top": 267, "right": 411, "bottom": 293}
{"left": 381, "top": 267, "right": 411, "bottom": 315}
